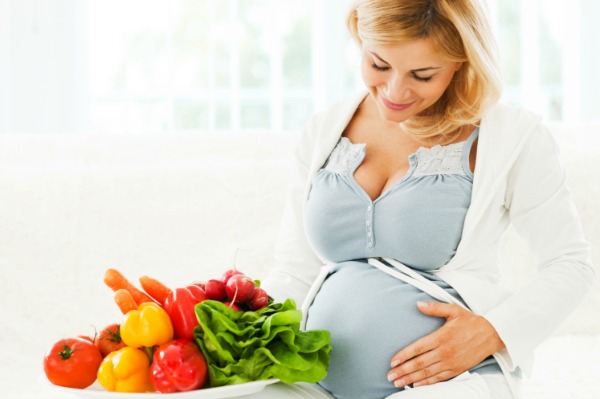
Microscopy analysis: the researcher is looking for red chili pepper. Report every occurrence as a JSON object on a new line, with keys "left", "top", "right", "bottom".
{"left": 149, "top": 339, "right": 208, "bottom": 393}
{"left": 164, "top": 285, "right": 208, "bottom": 339}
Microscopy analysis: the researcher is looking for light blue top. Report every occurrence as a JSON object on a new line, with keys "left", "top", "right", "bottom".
{"left": 304, "top": 128, "right": 500, "bottom": 399}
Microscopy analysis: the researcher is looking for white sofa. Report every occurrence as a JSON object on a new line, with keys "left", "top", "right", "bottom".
{"left": 1, "top": 125, "right": 598, "bottom": 398}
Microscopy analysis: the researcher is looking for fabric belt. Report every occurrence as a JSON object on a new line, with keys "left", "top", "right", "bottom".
{"left": 367, "top": 257, "right": 468, "bottom": 309}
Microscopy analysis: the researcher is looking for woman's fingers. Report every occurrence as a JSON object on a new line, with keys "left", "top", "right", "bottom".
{"left": 387, "top": 301, "right": 505, "bottom": 388}
{"left": 388, "top": 349, "right": 446, "bottom": 387}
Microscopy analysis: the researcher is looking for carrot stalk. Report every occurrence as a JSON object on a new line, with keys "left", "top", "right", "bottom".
{"left": 103, "top": 268, "right": 155, "bottom": 305}
{"left": 139, "top": 276, "right": 172, "bottom": 306}
{"left": 113, "top": 289, "right": 138, "bottom": 314}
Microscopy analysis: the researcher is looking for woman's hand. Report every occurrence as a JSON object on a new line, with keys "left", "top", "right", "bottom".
{"left": 387, "top": 301, "right": 505, "bottom": 388}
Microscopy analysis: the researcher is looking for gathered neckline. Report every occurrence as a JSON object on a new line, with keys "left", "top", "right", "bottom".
{"left": 323, "top": 128, "right": 479, "bottom": 202}
{"left": 339, "top": 134, "right": 472, "bottom": 160}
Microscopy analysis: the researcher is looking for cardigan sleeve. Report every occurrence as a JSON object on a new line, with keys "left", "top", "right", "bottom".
{"left": 482, "top": 123, "right": 596, "bottom": 372}
{"left": 260, "top": 114, "right": 327, "bottom": 306}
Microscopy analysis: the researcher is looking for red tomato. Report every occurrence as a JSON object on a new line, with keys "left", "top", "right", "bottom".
{"left": 43, "top": 337, "right": 103, "bottom": 389}
{"left": 78, "top": 335, "right": 94, "bottom": 343}
{"left": 94, "top": 324, "right": 126, "bottom": 357}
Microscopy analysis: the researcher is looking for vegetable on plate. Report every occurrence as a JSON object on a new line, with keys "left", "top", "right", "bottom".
{"left": 94, "top": 323, "right": 126, "bottom": 357}
{"left": 194, "top": 298, "right": 331, "bottom": 387}
{"left": 104, "top": 268, "right": 155, "bottom": 305}
{"left": 164, "top": 284, "right": 208, "bottom": 340}
{"left": 150, "top": 338, "right": 209, "bottom": 393}
{"left": 113, "top": 289, "right": 137, "bottom": 314}
{"left": 97, "top": 346, "right": 154, "bottom": 393}
{"left": 43, "top": 337, "right": 103, "bottom": 389}
{"left": 139, "top": 275, "right": 172, "bottom": 306}
{"left": 120, "top": 302, "right": 174, "bottom": 348}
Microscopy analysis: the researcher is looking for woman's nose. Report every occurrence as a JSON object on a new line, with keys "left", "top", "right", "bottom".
{"left": 386, "top": 75, "right": 412, "bottom": 101}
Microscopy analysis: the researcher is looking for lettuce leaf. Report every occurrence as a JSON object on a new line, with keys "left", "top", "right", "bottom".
{"left": 194, "top": 299, "right": 331, "bottom": 387}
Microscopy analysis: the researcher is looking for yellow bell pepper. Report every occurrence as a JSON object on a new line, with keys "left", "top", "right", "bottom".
{"left": 121, "top": 302, "right": 174, "bottom": 348}
{"left": 97, "top": 347, "right": 154, "bottom": 392}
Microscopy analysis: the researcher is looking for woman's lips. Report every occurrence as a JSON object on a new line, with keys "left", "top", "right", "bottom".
{"left": 380, "top": 96, "right": 414, "bottom": 111}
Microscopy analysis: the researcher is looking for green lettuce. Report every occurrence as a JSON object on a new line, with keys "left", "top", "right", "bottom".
{"left": 194, "top": 299, "right": 331, "bottom": 387}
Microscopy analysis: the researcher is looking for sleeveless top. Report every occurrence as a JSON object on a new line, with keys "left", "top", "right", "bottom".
{"left": 303, "top": 128, "right": 500, "bottom": 399}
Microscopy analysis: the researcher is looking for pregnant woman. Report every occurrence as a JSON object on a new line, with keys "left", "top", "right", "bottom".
{"left": 258, "top": 1, "right": 595, "bottom": 398}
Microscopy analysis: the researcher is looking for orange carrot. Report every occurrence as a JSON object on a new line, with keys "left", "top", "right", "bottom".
{"left": 139, "top": 275, "right": 172, "bottom": 306}
{"left": 113, "top": 289, "right": 138, "bottom": 314}
{"left": 103, "top": 268, "right": 155, "bottom": 305}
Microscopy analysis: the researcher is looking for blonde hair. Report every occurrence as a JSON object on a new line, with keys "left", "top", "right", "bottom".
{"left": 347, "top": 0, "right": 502, "bottom": 141}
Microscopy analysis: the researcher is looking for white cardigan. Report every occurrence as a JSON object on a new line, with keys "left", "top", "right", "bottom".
{"left": 262, "top": 91, "right": 595, "bottom": 395}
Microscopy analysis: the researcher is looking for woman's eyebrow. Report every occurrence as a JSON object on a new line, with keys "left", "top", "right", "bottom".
{"left": 412, "top": 66, "right": 441, "bottom": 72}
{"left": 369, "top": 51, "right": 441, "bottom": 72}
{"left": 369, "top": 51, "right": 390, "bottom": 64}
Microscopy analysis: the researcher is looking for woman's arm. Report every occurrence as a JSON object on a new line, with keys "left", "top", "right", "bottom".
{"left": 482, "top": 123, "right": 595, "bottom": 369}
{"left": 386, "top": 122, "right": 595, "bottom": 387}
{"left": 261, "top": 114, "right": 326, "bottom": 306}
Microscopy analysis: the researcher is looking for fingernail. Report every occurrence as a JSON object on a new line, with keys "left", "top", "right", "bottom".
{"left": 413, "top": 381, "right": 423, "bottom": 387}
{"left": 387, "top": 373, "right": 397, "bottom": 382}
{"left": 391, "top": 359, "right": 400, "bottom": 368}
{"left": 394, "top": 379, "right": 406, "bottom": 388}
{"left": 417, "top": 301, "right": 427, "bottom": 308}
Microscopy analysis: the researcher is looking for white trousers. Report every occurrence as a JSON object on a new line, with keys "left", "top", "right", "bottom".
{"left": 234, "top": 372, "right": 514, "bottom": 399}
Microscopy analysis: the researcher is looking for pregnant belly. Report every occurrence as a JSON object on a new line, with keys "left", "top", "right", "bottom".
{"left": 305, "top": 260, "right": 446, "bottom": 399}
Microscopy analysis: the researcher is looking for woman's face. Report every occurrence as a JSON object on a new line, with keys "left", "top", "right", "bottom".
{"left": 361, "top": 38, "right": 462, "bottom": 123}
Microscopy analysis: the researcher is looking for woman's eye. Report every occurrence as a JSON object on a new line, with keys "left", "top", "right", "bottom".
{"left": 371, "top": 63, "right": 390, "bottom": 72}
{"left": 413, "top": 74, "right": 433, "bottom": 82}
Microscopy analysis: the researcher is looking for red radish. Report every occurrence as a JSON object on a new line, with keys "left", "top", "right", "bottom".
{"left": 204, "top": 279, "right": 226, "bottom": 301}
{"left": 248, "top": 288, "right": 269, "bottom": 310}
{"left": 223, "top": 301, "right": 242, "bottom": 311}
{"left": 225, "top": 274, "right": 256, "bottom": 303}
{"left": 220, "top": 269, "right": 243, "bottom": 284}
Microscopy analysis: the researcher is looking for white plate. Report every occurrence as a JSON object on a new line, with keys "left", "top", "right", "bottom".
{"left": 40, "top": 375, "right": 279, "bottom": 399}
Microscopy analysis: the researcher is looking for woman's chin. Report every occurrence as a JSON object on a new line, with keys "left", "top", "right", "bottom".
{"left": 376, "top": 108, "right": 410, "bottom": 125}
{"left": 373, "top": 101, "right": 417, "bottom": 124}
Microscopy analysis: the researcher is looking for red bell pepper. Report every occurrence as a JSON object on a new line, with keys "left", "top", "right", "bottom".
{"left": 149, "top": 339, "right": 208, "bottom": 393}
{"left": 164, "top": 285, "right": 208, "bottom": 339}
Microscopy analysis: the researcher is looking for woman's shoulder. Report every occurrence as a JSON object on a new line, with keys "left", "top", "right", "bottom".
{"left": 480, "top": 102, "right": 562, "bottom": 171}
{"left": 484, "top": 101, "right": 543, "bottom": 130}
{"left": 480, "top": 101, "right": 547, "bottom": 147}
{"left": 292, "top": 92, "right": 367, "bottom": 169}
{"left": 296, "top": 91, "right": 367, "bottom": 147}
{"left": 306, "top": 91, "right": 368, "bottom": 130}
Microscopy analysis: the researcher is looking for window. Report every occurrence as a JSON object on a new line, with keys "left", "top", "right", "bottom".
{"left": 489, "top": 0, "right": 600, "bottom": 122}
{"left": 1, "top": 0, "right": 598, "bottom": 134}
{"left": 85, "top": 0, "right": 600, "bottom": 132}
{"left": 88, "top": 0, "right": 319, "bottom": 133}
